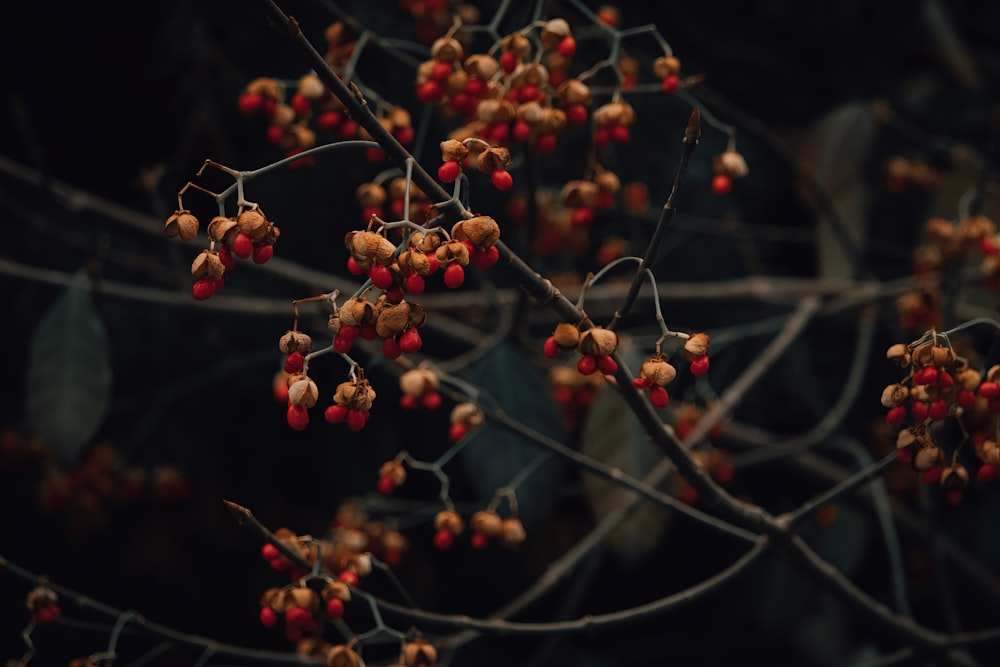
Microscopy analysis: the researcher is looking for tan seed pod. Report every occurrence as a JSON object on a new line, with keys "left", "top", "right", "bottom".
{"left": 322, "top": 581, "right": 351, "bottom": 603}
{"left": 516, "top": 100, "right": 545, "bottom": 125}
{"left": 403, "top": 639, "right": 438, "bottom": 667}
{"left": 880, "top": 384, "right": 909, "bottom": 408}
{"left": 399, "top": 368, "right": 438, "bottom": 397}
{"left": 260, "top": 587, "right": 283, "bottom": 609}
{"left": 552, "top": 322, "right": 581, "bottom": 348}
{"left": 450, "top": 402, "right": 484, "bottom": 427}
{"left": 207, "top": 215, "right": 239, "bottom": 245}
{"left": 416, "top": 58, "right": 437, "bottom": 84}
{"left": 431, "top": 37, "right": 463, "bottom": 62}
{"left": 288, "top": 586, "right": 320, "bottom": 612}
{"left": 407, "top": 303, "right": 427, "bottom": 329}
{"left": 987, "top": 365, "right": 1000, "bottom": 383}
{"left": 288, "top": 377, "right": 319, "bottom": 408}
{"left": 896, "top": 428, "right": 917, "bottom": 449}
{"left": 578, "top": 327, "right": 619, "bottom": 357}
{"left": 291, "top": 125, "right": 317, "bottom": 150}
{"left": 434, "top": 509, "right": 464, "bottom": 534}
{"left": 298, "top": 73, "right": 325, "bottom": 100}
{"left": 398, "top": 249, "right": 431, "bottom": 276}
{"left": 561, "top": 180, "right": 599, "bottom": 208}
{"left": 327, "top": 312, "right": 342, "bottom": 335}
{"left": 557, "top": 79, "right": 592, "bottom": 107}
{"left": 379, "top": 460, "right": 407, "bottom": 486}
{"left": 502, "top": 33, "right": 531, "bottom": 59}
{"left": 451, "top": 215, "right": 500, "bottom": 248}
{"left": 272, "top": 103, "right": 296, "bottom": 127}
{"left": 381, "top": 530, "right": 407, "bottom": 553}
{"left": 326, "top": 645, "right": 360, "bottom": 667}
{"left": 237, "top": 208, "right": 269, "bottom": 241}
{"left": 414, "top": 231, "right": 442, "bottom": 254}
{"left": 924, "top": 217, "right": 954, "bottom": 242}
{"left": 641, "top": 357, "right": 677, "bottom": 386}
{"left": 713, "top": 151, "right": 749, "bottom": 178}
{"left": 356, "top": 182, "right": 387, "bottom": 207}
{"left": 261, "top": 222, "right": 280, "bottom": 246}
{"left": 980, "top": 440, "right": 1000, "bottom": 465}
{"left": 931, "top": 345, "right": 955, "bottom": 367}
{"left": 245, "top": 77, "right": 281, "bottom": 100}
{"left": 191, "top": 250, "right": 226, "bottom": 280}
{"left": 436, "top": 240, "right": 471, "bottom": 267}
{"left": 348, "top": 553, "right": 372, "bottom": 577}
{"left": 540, "top": 18, "right": 571, "bottom": 50}
{"left": 351, "top": 231, "right": 396, "bottom": 264}
{"left": 464, "top": 53, "right": 500, "bottom": 79}
{"left": 909, "top": 384, "right": 932, "bottom": 402}
{"left": 956, "top": 368, "right": 981, "bottom": 391}
{"left": 446, "top": 69, "right": 470, "bottom": 94}
{"left": 539, "top": 107, "right": 567, "bottom": 133}
{"left": 500, "top": 517, "right": 526, "bottom": 545}
{"left": 476, "top": 146, "right": 511, "bottom": 174}
{"left": 914, "top": 446, "right": 942, "bottom": 471}
{"left": 595, "top": 171, "right": 620, "bottom": 192}
{"left": 652, "top": 55, "right": 682, "bottom": 78}
{"left": 376, "top": 301, "right": 412, "bottom": 338}
{"left": 516, "top": 63, "right": 548, "bottom": 88}
{"left": 388, "top": 106, "right": 411, "bottom": 129}
{"left": 683, "top": 333, "right": 711, "bottom": 359}
{"left": 941, "top": 464, "right": 969, "bottom": 489}
{"left": 958, "top": 214, "right": 996, "bottom": 242}
{"left": 165, "top": 210, "right": 200, "bottom": 240}
{"left": 339, "top": 298, "right": 375, "bottom": 327}
{"left": 886, "top": 343, "right": 911, "bottom": 366}
{"left": 470, "top": 510, "right": 503, "bottom": 537}
{"left": 280, "top": 330, "right": 314, "bottom": 355}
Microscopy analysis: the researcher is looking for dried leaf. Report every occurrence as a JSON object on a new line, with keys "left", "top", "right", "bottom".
{"left": 26, "top": 272, "right": 113, "bottom": 465}
{"left": 579, "top": 335, "right": 672, "bottom": 566}
{"left": 463, "top": 342, "right": 567, "bottom": 533}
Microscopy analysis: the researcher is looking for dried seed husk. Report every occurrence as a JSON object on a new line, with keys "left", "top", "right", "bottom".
{"left": 381, "top": 530, "right": 407, "bottom": 553}
{"left": 914, "top": 446, "right": 942, "bottom": 471}
{"left": 322, "top": 581, "right": 351, "bottom": 603}
{"left": 260, "top": 587, "right": 283, "bottom": 609}
{"left": 931, "top": 345, "right": 955, "bottom": 367}
{"left": 326, "top": 645, "right": 360, "bottom": 667}
{"left": 516, "top": 63, "right": 548, "bottom": 87}
{"left": 464, "top": 54, "right": 500, "bottom": 79}
{"left": 436, "top": 240, "right": 471, "bottom": 266}
{"left": 641, "top": 357, "right": 677, "bottom": 386}
{"left": 412, "top": 231, "right": 442, "bottom": 254}
{"left": 288, "top": 377, "right": 319, "bottom": 408}
{"left": 398, "top": 249, "right": 431, "bottom": 276}
{"left": 350, "top": 231, "right": 396, "bottom": 264}
{"left": 298, "top": 73, "right": 325, "bottom": 100}
{"left": 376, "top": 301, "right": 411, "bottom": 338}
{"left": 941, "top": 464, "right": 969, "bottom": 489}
{"left": 713, "top": 151, "right": 749, "bottom": 178}
{"left": 403, "top": 639, "right": 438, "bottom": 667}
{"left": 980, "top": 440, "right": 1000, "bottom": 465}
{"left": 261, "top": 222, "right": 280, "bottom": 246}
{"left": 595, "top": 171, "right": 620, "bottom": 192}
{"left": 956, "top": 367, "right": 981, "bottom": 391}
{"left": 924, "top": 217, "right": 954, "bottom": 242}
{"left": 578, "top": 327, "right": 618, "bottom": 357}
{"left": 500, "top": 517, "right": 526, "bottom": 545}
{"left": 245, "top": 77, "right": 281, "bottom": 100}
{"left": 272, "top": 103, "right": 296, "bottom": 127}
{"left": 886, "top": 343, "right": 911, "bottom": 366}
{"left": 553, "top": 322, "right": 581, "bottom": 348}
{"left": 434, "top": 509, "right": 464, "bottom": 534}
{"left": 407, "top": 303, "right": 427, "bottom": 328}
{"left": 896, "top": 429, "right": 917, "bottom": 449}
{"left": 166, "top": 210, "right": 200, "bottom": 241}
{"left": 348, "top": 553, "right": 372, "bottom": 577}
{"left": 470, "top": 510, "right": 503, "bottom": 537}
{"left": 288, "top": 587, "right": 320, "bottom": 612}
{"left": 560, "top": 180, "right": 599, "bottom": 208}
{"left": 327, "top": 312, "right": 342, "bottom": 335}
{"left": 451, "top": 215, "right": 500, "bottom": 248}
{"left": 191, "top": 250, "right": 226, "bottom": 280}
{"left": 557, "top": 79, "right": 592, "bottom": 107}
{"left": 379, "top": 461, "right": 407, "bottom": 486}
{"left": 400, "top": 368, "right": 438, "bottom": 396}
{"left": 340, "top": 298, "right": 375, "bottom": 327}
{"left": 880, "top": 384, "right": 909, "bottom": 408}
{"left": 683, "top": 332, "right": 710, "bottom": 359}
{"left": 539, "top": 107, "right": 566, "bottom": 133}
{"left": 357, "top": 182, "right": 387, "bottom": 207}
{"left": 958, "top": 215, "right": 995, "bottom": 242}
{"left": 431, "top": 37, "right": 463, "bottom": 62}
{"left": 652, "top": 55, "right": 682, "bottom": 78}
{"left": 207, "top": 216, "right": 239, "bottom": 245}
{"left": 516, "top": 100, "right": 545, "bottom": 125}
{"left": 540, "top": 18, "right": 571, "bottom": 50}
{"left": 291, "top": 125, "right": 317, "bottom": 150}
{"left": 476, "top": 146, "right": 511, "bottom": 174}
{"left": 280, "top": 330, "right": 314, "bottom": 355}
{"left": 237, "top": 208, "right": 269, "bottom": 241}
{"left": 446, "top": 69, "right": 469, "bottom": 94}
{"left": 450, "top": 402, "right": 484, "bottom": 427}
{"left": 502, "top": 33, "right": 531, "bottom": 58}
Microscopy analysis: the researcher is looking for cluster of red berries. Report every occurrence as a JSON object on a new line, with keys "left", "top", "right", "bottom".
{"left": 164, "top": 207, "right": 280, "bottom": 301}
{"left": 543, "top": 323, "right": 620, "bottom": 376}
{"left": 437, "top": 138, "right": 514, "bottom": 191}
{"left": 26, "top": 586, "right": 61, "bottom": 626}
{"left": 674, "top": 448, "right": 735, "bottom": 506}
{"left": 431, "top": 508, "right": 525, "bottom": 551}
{"left": 710, "top": 150, "right": 750, "bottom": 196}
{"left": 560, "top": 172, "right": 620, "bottom": 228}
{"left": 398, "top": 368, "right": 442, "bottom": 410}
{"left": 882, "top": 338, "right": 1000, "bottom": 505}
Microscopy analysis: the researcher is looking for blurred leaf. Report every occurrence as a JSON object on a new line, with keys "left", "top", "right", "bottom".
{"left": 579, "top": 336, "right": 672, "bottom": 566}
{"left": 463, "top": 342, "right": 567, "bottom": 533}
{"left": 26, "top": 271, "right": 113, "bottom": 465}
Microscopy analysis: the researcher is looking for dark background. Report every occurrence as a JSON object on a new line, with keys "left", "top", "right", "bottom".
{"left": 1, "top": 1, "right": 1000, "bottom": 665}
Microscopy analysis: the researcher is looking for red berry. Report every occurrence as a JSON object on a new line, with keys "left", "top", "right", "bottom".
{"left": 218, "top": 245, "right": 236, "bottom": 270}
{"left": 711, "top": 174, "right": 732, "bottom": 196}
{"left": 471, "top": 246, "right": 499, "bottom": 268}
{"left": 261, "top": 543, "right": 280, "bottom": 560}
{"left": 360, "top": 324, "right": 378, "bottom": 341}
{"left": 714, "top": 463, "right": 735, "bottom": 485}
{"left": 426, "top": 255, "right": 439, "bottom": 274}
{"left": 383, "top": 336, "right": 401, "bottom": 360}
{"left": 405, "top": 273, "right": 426, "bottom": 294}
{"left": 434, "top": 529, "right": 454, "bottom": 551}
{"left": 284, "top": 626, "right": 302, "bottom": 643}
{"left": 690, "top": 355, "right": 710, "bottom": 376}
{"left": 287, "top": 404, "right": 309, "bottom": 431}
{"left": 431, "top": 60, "right": 453, "bottom": 82}
{"left": 594, "top": 127, "right": 611, "bottom": 146}
{"left": 339, "top": 570, "right": 360, "bottom": 587}
{"left": 911, "top": 401, "right": 929, "bottom": 421}
{"left": 238, "top": 93, "right": 265, "bottom": 116}
{"left": 339, "top": 324, "right": 361, "bottom": 342}
{"left": 285, "top": 607, "right": 312, "bottom": 629}
{"left": 325, "top": 404, "right": 349, "bottom": 424}
{"left": 291, "top": 93, "right": 310, "bottom": 116}
{"left": 347, "top": 256, "right": 365, "bottom": 275}
{"left": 512, "top": 120, "right": 532, "bottom": 143}
{"left": 928, "top": 399, "right": 949, "bottom": 421}
{"left": 491, "top": 169, "right": 513, "bottom": 191}
{"left": 259, "top": 606, "right": 278, "bottom": 628}
{"left": 500, "top": 51, "right": 518, "bottom": 73}
{"left": 333, "top": 335, "right": 353, "bottom": 354}
{"left": 980, "top": 382, "right": 1000, "bottom": 399}
{"left": 400, "top": 395, "right": 418, "bottom": 410}
{"left": 346, "top": 409, "right": 367, "bottom": 432}
{"left": 438, "top": 160, "right": 461, "bottom": 183}
{"left": 444, "top": 263, "right": 465, "bottom": 288}
{"left": 597, "top": 355, "right": 618, "bottom": 375}
{"left": 366, "top": 147, "right": 384, "bottom": 163}
{"left": 885, "top": 405, "right": 907, "bottom": 426}
{"left": 192, "top": 278, "right": 218, "bottom": 301}
{"left": 369, "top": 264, "right": 394, "bottom": 289}
{"left": 422, "top": 391, "right": 442, "bottom": 410}
{"left": 32, "top": 605, "right": 60, "bottom": 625}
{"left": 896, "top": 445, "right": 914, "bottom": 464}
{"left": 945, "top": 489, "right": 964, "bottom": 507}
{"left": 325, "top": 598, "right": 344, "bottom": 619}
{"left": 252, "top": 243, "right": 274, "bottom": 264}
{"left": 978, "top": 464, "right": 998, "bottom": 483}
{"left": 565, "top": 104, "right": 588, "bottom": 125}
{"left": 577, "top": 355, "right": 598, "bottom": 375}
{"left": 449, "top": 422, "right": 468, "bottom": 442}
{"left": 385, "top": 285, "right": 405, "bottom": 304}
{"left": 937, "top": 372, "right": 954, "bottom": 390}
{"left": 466, "top": 76, "right": 487, "bottom": 97}
{"left": 519, "top": 84, "right": 540, "bottom": 103}
{"left": 543, "top": 336, "right": 559, "bottom": 359}
{"left": 377, "top": 475, "right": 395, "bottom": 495}
{"left": 557, "top": 36, "right": 576, "bottom": 58}
{"left": 399, "top": 327, "right": 422, "bottom": 353}
{"left": 317, "top": 110, "right": 342, "bottom": 132}
{"left": 470, "top": 532, "right": 488, "bottom": 549}
{"left": 632, "top": 377, "right": 651, "bottom": 389}
{"left": 610, "top": 124, "right": 629, "bottom": 143}
{"left": 915, "top": 366, "right": 939, "bottom": 385}
{"left": 957, "top": 389, "right": 977, "bottom": 410}
{"left": 980, "top": 237, "right": 1000, "bottom": 256}
{"left": 416, "top": 80, "right": 443, "bottom": 104}
{"left": 662, "top": 74, "right": 679, "bottom": 92}
{"left": 649, "top": 385, "right": 670, "bottom": 408}
{"left": 284, "top": 351, "right": 304, "bottom": 374}
{"left": 570, "top": 207, "right": 595, "bottom": 227}
{"left": 395, "top": 126, "right": 414, "bottom": 145}
{"left": 233, "top": 232, "right": 254, "bottom": 259}
{"left": 921, "top": 465, "right": 943, "bottom": 486}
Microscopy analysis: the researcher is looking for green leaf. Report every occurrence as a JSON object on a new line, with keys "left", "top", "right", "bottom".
{"left": 26, "top": 272, "right": 113, "bottom": 465}
{"left": 579, "top": 335, "right": 673, "bottom": 566}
